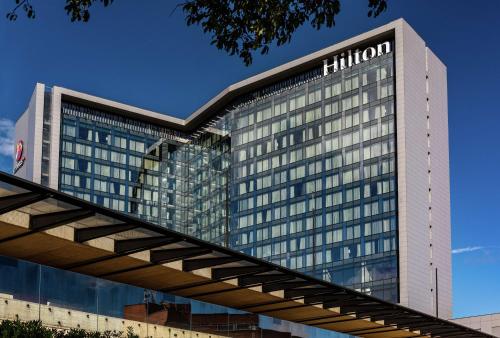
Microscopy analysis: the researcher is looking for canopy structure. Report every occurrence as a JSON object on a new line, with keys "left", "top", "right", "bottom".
{"left": 0, "top": 172, "right": 491, "bottom": 338}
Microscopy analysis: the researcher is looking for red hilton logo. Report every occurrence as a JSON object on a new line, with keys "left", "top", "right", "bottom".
{"left": 13, "top": 140, "right": 26, "bottom": 174}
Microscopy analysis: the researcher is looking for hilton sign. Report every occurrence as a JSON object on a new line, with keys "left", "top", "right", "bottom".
{"left": 323, "top": 41, "right": 392, "bottom": 76}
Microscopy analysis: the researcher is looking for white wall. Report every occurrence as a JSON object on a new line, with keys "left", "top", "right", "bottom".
{"left": 426, "top": 47, "right": 452, "bottom": 319}
{"left": 14, "top": 83, "right": 44, "bottom": 184}
{"left": 452, "top": 314, "right": 500, "bottom": 337}
{"left": 395, "top": 20, "right": 451, "bottom": 318}
{"left": 48, "top": 87, "right": 62, "bottom": 189}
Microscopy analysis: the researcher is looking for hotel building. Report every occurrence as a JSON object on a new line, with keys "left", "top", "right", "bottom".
{"left": 11, "top": 18, "right": 451, "bottom": 319}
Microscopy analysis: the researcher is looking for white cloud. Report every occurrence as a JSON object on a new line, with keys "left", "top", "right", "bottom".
{"left": 0, "top": 118, "right": 15, "bottom": 157}
{"left": 452, "top": 246, "right": 484, "bottom": 254}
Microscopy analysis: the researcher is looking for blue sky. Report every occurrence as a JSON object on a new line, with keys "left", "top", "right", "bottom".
{"left": 0, "top": 0, "right": 499, "bottom": 318}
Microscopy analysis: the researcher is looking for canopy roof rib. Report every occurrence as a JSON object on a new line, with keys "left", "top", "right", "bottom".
{"left": 0, "top": 172, "right": 491, "bottom": 338}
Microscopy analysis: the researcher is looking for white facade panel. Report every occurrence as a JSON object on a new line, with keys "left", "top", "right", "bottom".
{"left": 452, "top": 313, "right": 500, "bottom": 337}
{"left": 13, "top": 83, "right": 44, "bottom": 184}
{"left": 426, "top": 47, "right": 452, "bottom": 319}
{"left": 395, "top": 20, "right": 430, "bottom": 314}
{"left": 395, "top": 20, "right": 451, "bottom": 318}
{"left": 48, "top": 87, "right": 63, "bottom": 190}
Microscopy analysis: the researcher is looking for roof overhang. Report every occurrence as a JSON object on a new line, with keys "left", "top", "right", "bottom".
{"left": 0, "top": 171, "right": 491, "bottom": 338}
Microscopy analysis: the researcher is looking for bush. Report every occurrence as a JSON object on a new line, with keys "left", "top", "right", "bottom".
{"left": 0, "top": 320, "right": 137, "bottom": 338}
{"left": 125, "top": 327, "right": 139, "bottom": 338}
{"left": 0, "top": 320, "right": 52, "bottom": 338}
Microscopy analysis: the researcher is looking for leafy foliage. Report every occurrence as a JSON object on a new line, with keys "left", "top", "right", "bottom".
{"left": 368, "top": 0, "right": 388, "bottom": 17}
{"left": 0, "top": 319, "right": 52, "bottom": 338}
{"left": 64, "top": 0, "right": 114, "bottom": 22}
{"left": 5, "top": 0, "right": 35, "bottom": 21}
{"left": 182, "top": 0, "right": 388, "bottom": 65}
{"left": 125, "top": 327, "right": 139, "bottom": 338}
{"left": 6, "top": 0, "right": 113, "bottom": 22}
{"left": 5, "top": 0, "right": 388, "bottom": 65}
{"left": 0, "top": 320, "right": 137, "bottom": 338}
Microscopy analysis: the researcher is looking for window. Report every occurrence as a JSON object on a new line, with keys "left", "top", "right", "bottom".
{"left": 325, "top": 81, "right": 341, "bottom": 98}
{"left": 381, "top": 82, "right": 393, "bottom": 99}
{"left": 344, "top": 74, "right": 359, "bottom": 92}
{"left": 62, "top": 141, "right": 73, "bottom": 153}
{"left": 79, "top": 125, "right": 92, "bottom": 141}
{"left": 362, "top": 86, "right": 378, "bottom": 104}
{"left": 63, "top": 124, "right": 76, "bottom": 137}
{"left": 305, "top": 107, "right": 321, "bottom": 123}
{"left": 290, "top": 112, "right": 303, "bottom": 128}
{"left": 333, "top": 229, "right": 343, "bottom": 242}
{"left": 130, "top": 140, "right": 145, "bottom": 153}
{"left": 325, "top": 100, "right": 339, "bottom": 116}
{"left": 305, "top": 143, "right": 321, "bottom": 159}
{"left": 362, "top": 65, "right": 379, "bottom": 85}
{"left": 344, "top": 112, "right": 360, "bottom": 129}
{"left": 308, "top": 86, "right": 322, "bottom": 105}
{"left": 289, "top": 91, "right": 305, "bottom": 111}
{"left": 75, "top": 143, "right": 92, "bottom": 157}
{"left": 272, "top": 119, "right": 287, "bottom": 134}
{"left": 256, "top": 106, "right": 272, "bottom": 123}
{"left": 342, "top": 94, "right": 360, "bottom": 110}
{"left": 273, "top": 100, "right": 287, "bottom": 117}
{"left": 96, "top": 130, "right": 111, "bottom": 145}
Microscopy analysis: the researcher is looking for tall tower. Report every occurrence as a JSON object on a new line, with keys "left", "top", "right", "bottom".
{"left": 13, "top": 19, "right": 451, "bottom": 318}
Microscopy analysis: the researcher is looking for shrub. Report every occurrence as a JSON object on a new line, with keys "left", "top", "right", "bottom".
{"left": 0, "top": 320, "right": 52, "bottom": 338}
{"left": 0, "top": 320, "right": 136, "bottom": 338}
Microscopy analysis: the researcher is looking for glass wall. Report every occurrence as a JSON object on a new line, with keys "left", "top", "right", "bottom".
{"left": 56, "top": 44, "right": 397, "bottom": 302}
{"left": 0, "top": 255, "right": 350, "bottom": 338}
{"left": 229, "top": 49, "right": 397, "bottom": 301}
{"left": 59, "top": 104, "right": 230, "bottom": 246}
{"left": 59, "top": 104, "right": 176, "bottom": 226}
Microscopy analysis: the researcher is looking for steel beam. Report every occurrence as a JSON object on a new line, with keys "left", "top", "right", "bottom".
{"left": 344, "top": 326, "right": 405, "bottom": 336}
{"left": 262, "top": 280, "right": 310, "bottom": 293}
{"left": 183, "top": 256, "right": 241, "bottom": 271}
{"left": 297, "top": 316, "right": 359, "bottom": 325}
{"left": 309, "top": 317, "right": 366, "bottom": 327}
{"left": 369, "top": 312, "right": 413, "bottom": 322}
{"left": 212, "top": 265, "right": 270, "bottom": 279}
{"left": 66, "top": 236, "right": 181, "bottom": 270}
{"left": 0, "top": 192, "right": 49, "bottom": 215}
{"left": 409, "top": 324, "right": 444, "bottom": 333}
{"left": 354, "top": 309, "right": 398, "bottom": 318}
{"left": 114, "top": 236, "right": 180, "bottom": 255}
{"left": 150, "top": 247, "right": 212, "bottom": 264}
{"left": 426, "top": 328, "right": 463, "bottom": 336}
{"left": 238, "top": 285, "right": 339, "bottom": 311}
{"left": 388, "top": 317, "right": 431, "bottom": 326}
{"left": 0, "top": 207, "right": 95, "bottom": 245}
{"left": 304, "top": 292, "right": 356, "bottom": 305}
{"left": 340, "top": 303, "right": 387, "bottom": 314}
{"left": 30, "top": 208, "right": 94, "bottom": 231}
{"left": 97, "top": 263, "right": 154, "bottom": 278}
{"left": 238, "top": 273, "right": 294, "bottom": 287}
{"left": 75, "top": 223, "right": 138, "bottom": 242}
{"left": 443, "top": 333, "right": 484, "bottom": 338}
{"left": 323, "top": 298, "right": 377, "bottom": 309}
{"left": 284, "top": 286, "right": 346, "bottom": 299}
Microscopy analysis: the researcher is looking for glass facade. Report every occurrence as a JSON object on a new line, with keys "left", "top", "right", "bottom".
{"left": 229, "top": 49, "right": 397, "bottom": 301}
{"left": 0, "top": 255, "right": 347, "bottom": 338}
{"left": 55, "top": 43, "right": 397, "bottom": 302}
{"left": 59, "top": 104, "right": 231, "bottom": 244}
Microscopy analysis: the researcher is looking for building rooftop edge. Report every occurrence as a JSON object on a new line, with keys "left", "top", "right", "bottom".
{"left": 453, "top": 313, "right": 500, "bottom": 320}
{"left": 42, "top": 18, "right": 410, "bottom": 132}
